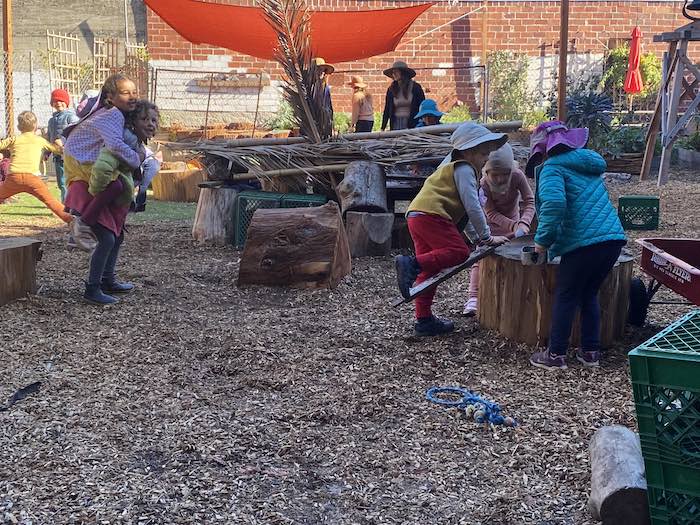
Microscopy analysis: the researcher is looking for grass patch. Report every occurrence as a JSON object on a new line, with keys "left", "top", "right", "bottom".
{"left": 0, "top": 180, "right": 196, "bottom": 224}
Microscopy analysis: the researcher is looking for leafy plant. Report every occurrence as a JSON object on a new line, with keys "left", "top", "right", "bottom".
{"left": 487, "top": 51, "right": 536, "bottom": 122}
{"left": 565, "top": 91, "right": 613, "bottom": 148}
{"left": 600, "top": 44, "right": 662, "bottom": 98}
{"left": 442, "top": 105, "right": 474, "bottom": 123}
{"left": 523, "top": 108, "right": 549, "bottom": 129}
{"left": 598, "top": 125, "right": 646, "bottom": 158}
{"left": 333, "top": 112, "right": 351, "bottom": 134}
{"left": 678, "top": 131, "right": 700, "bottom": 151}
{"left": 264, "top": 100, "right": 295, "bottom": 130}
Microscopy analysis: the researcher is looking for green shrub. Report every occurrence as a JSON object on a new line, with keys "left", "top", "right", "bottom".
{"left": 442, "top": 105, "right": 474, "bottom": 123}
{"left": 264, "top": 100, "right": 295, "bottom": 130}
{"left": 565, "top": 91, "right": 613, "bottom": 149}
{"left": 333, "top": 112, "right": 351, "bottom": 134}
{"left": 487, "top": 51, "right": 536, "bottom": 121}
{"left": 599, "top": 125, "right": 646, "bottom": 158}
{"left": 600, "top": 45, "right": 662, "bottom": 98}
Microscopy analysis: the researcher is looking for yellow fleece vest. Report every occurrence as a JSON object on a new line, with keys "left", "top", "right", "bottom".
{"left": 407, "top": 160, "right": 477, "bottom": 224}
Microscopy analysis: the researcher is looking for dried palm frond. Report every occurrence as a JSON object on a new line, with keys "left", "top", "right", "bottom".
{"left": 260, "top": 0, "right": 327, "bottom": 142}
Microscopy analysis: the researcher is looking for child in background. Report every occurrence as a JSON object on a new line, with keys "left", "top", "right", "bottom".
{"left": 0, "top": 111, "right": 72, "bottom": 223}
{"left": 395, "top": 122, "right": 510, "bottom": 337}
{"left": 348, "top": 76, "right": 374, "bottom": 133}
{"left": 47, "top": 89, "right": 79, "bottom": 202}
{"left": 414, "top": 99, "right": 443, "bottom": 128}
{"left": 526, "top": 121, "right": 626, "bottom": 369}
{"left": 463, "top": 143, "right": 535, "bottom": 316}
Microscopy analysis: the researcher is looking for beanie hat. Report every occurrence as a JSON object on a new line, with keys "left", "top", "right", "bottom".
{"left": 483, "top": 143, "right": 515, "bottom": 174}
{"left": 50, "top": 89, "right": 71, "bottom": 106}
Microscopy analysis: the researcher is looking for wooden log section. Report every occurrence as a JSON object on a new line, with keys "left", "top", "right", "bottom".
{"left": 588, "top": 426, "right": 650, "bottom": 524}
{"left": 237, "top": 201, "right": 351, "bottom": 289}
{"left": 477, "top": 245, "right": 633, "bottom": 347}
{"left": 345, "top": 211, "right": 394, "bottom": 257}
{"left": 337, "top": 161, "right": 388, "bottom": 214}
{"left": 0, "top": 238, "right": 42, "bottom": 306}
{"left": 151, "top": 168, "right": 204, "bottom": 202}
{"left": 191, "top": 187, "right": 238, "bottom": 245}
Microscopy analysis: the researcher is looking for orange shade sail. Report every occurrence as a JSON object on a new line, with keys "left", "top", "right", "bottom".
{"left": 145, "top": 0, "right": 432, "bottom": 63}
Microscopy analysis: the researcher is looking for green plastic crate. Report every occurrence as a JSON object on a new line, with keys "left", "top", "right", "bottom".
{"left": 619, "top": 195, "right": 660, "bottom": 230}
{"left": 629, "top": 310, "right": 700, "bottom": 524}
{"left": 233, "top": 191, "right": 282, "bottom": 248}
{"left": 280, "top": 193, "right": 327, "bottom": 208}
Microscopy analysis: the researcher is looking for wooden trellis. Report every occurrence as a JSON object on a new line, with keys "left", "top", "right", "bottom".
{"left": 93, "top": 37, "right": 119, "bottom": 90}
{"left": 125, "top": 42, "right": 149, "bottom": 97}
{"left": 45, "top": 31, "right": 83, "bottom": 103}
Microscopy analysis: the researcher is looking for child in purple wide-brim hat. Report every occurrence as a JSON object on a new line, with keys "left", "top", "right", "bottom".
{"left": 525, "top": 121, "right": 589, "bottom": 178}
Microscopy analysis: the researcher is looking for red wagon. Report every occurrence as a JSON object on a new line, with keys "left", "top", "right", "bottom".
{"left": 629, "top": 238, "right": 700, "bottom": 325}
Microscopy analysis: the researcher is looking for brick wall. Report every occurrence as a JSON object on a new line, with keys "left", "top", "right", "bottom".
{"left": 147, "top": 0, "right": 691, "bottom": 120}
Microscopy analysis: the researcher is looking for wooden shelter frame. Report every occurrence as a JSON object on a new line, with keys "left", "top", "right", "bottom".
{"left": 93, "top": 37, "right": 119, "bottom": 90}
{"left": 45, "top": 31, "right": 83, "bottom": 103}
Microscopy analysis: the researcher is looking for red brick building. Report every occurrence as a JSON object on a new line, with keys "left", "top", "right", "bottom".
{"left": 146, "top": 0, "right": 690, "bottom": 122}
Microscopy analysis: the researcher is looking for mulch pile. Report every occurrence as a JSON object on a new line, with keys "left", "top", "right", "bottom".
{"left": 1, "top": 168, "right": 699, "bottom": 524}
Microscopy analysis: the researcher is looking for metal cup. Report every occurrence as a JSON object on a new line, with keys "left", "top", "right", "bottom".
{"left": 521, "top": 246, "right": 546, "bottom": 265}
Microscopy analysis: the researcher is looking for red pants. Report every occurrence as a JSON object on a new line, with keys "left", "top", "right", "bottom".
{"left": 408, "top": 213, "right": 471, "bottom": 319}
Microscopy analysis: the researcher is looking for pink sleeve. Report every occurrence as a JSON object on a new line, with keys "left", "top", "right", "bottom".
{"left": 483, "top": 182, "right": 518, "bottom": 234}
{"left": 514, "top": 168, "right": 536, "bottom": 228}
{"left": 92, "top": 108, "right": 140, "bottom": 169}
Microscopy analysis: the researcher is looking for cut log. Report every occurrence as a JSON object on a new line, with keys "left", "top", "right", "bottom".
{"left": 0, "top": 238, "right": 42, "bottom": 306}
{"left": 477, "top": 239, "right": 633, "bottom": 347}
{"left": 588, "top": 426, "right": 650, "bottom": 524}
{"left": 191, "top": 187, "right": 238, "bottom": 245}
{"left": 345, "top": 211, "right": 394, "bottom": 257}
{"left": 151, "top": 168, "right": 205, "bottom": 202}
{"left": 237, "top": 201, "right": 351, "bottom": 289}
{"left": 337, "top": 161, "right": 388, "bottom": 214}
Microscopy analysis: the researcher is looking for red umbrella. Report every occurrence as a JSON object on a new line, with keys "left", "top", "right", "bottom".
{"left": 624, "top": 26, "right": 644, "bottom": 94}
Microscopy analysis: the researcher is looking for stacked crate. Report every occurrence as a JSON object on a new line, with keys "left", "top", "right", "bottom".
{"left": 629, "top": 310, "right": 700, "bottom": 524}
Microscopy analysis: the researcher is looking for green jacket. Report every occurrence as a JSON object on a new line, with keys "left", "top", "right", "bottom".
{"left": 89, "top": 148, "right": 135, "bottom": 207}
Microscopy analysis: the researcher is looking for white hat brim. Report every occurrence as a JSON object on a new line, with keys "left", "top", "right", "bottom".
{"left": 454, "top": 132, "right": 507, "bottom": 151}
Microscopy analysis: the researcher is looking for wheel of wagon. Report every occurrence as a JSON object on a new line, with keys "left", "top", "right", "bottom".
{"left": 628, "top": 277, "right": 650, "bottom": 327}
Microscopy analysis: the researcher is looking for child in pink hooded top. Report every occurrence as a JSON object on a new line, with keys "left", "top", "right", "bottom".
{"left": 463, "top": 143, "right": 536, "bottom": 316}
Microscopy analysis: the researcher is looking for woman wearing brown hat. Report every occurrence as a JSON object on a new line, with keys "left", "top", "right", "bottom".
{"left": 381, "top": 60, "right": 425, "bottom": 131}
{"left": 348, "top": 76, "right": 374, "bottom": 133}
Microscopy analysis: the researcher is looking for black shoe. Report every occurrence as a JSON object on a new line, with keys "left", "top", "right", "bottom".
{"left": 101, "top": 279, "right": 134, "bottom": 294}
{"left": 415, "top": 315, "right": 455, "bottom": 337}
{"left": 395, "top": 255, "right": 421, "bottom": 299}
{"left": 84, "top": 283, "right": 119, "bottom": 305}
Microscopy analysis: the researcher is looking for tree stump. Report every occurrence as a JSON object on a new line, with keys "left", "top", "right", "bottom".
{"left": 237, "top": 201, "right": 351, "bottom": 289}
{"left": 0, "top": 238, "right": 42, "bottom": 306}
{"left": 337, "top": 161, "right": 388, "bottom": 214}
{"left": 345, "top": 211, "right": 394, "bottom": 257}
{"left": 152, "top": 168, "right": 204, "bottom": 202}
{"left": 588, "top": 426, "right": 650, "bottom": 524}
{"left": 477, "top": 239, "right": 633, "bottom": 347}
{"left": 191, "top": 186, "right": 238, "bottom": 245}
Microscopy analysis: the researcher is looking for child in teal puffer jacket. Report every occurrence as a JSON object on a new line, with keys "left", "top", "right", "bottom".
{"left": 525, "top": 121, "right": 626, "bottom": 370}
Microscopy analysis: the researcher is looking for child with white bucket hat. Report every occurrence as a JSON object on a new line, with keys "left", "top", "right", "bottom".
{"left": 395, "top": 122, "right": 510, "bottom": 337}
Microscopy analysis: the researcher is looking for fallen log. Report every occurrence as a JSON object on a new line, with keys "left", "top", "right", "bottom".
{"left": 231, "top": 163, "right": 348, "bottom": 182}
{"left": 237, "top": 201, "right": 351, "bottom": 289}
{"left": 191, "top": 186, "right": 238, "bottom": 245}
{"left": 0, "top": 238, "right": 42, "bottom": 306}
{"left": 345, "top": 211, "right": 394, "bottom": 257}
{"left": 588, "top": 426, "right": 650, "bottom": 524}
{"left": 337, "top": 161, "right": 388, "bottom": 214}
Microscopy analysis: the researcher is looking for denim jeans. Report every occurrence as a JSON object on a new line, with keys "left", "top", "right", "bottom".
{"left": 549, "top": 240, "right": 625, "bottom": 355}
{"left": 54, "top": 157, "right": 66, "bottom": 202}
{"left": 355, "top": 120, "right": 373, "bottom": 133}
{"left": 88, "top": 224, "right": 124, "bottom": 286}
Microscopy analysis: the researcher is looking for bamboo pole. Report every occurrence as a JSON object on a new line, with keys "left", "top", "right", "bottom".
{"left": 231, "top": 163, "right": 348, "bottom": 181}
{"left": 557, "top": 0, "right": 570, "bottom": 121}
{"left": 3, "top": 0, "right": 14, "bottom": 137}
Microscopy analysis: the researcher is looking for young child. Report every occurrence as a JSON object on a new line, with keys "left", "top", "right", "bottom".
{"left": 348, "top": 76, "right": 374, "bottom": 133}
{"left": 462, "top": 144, "right": 535, "bottom": 316}
{"left": 47, "top": 89, "right": 79, "bottom": 202}
{"left": 395, "top": 122, "right": 510, "bottom": 337}
{"left": 0, "top": 111, "right": 72, "bottom": 223}
{"left": 133, "top": 104, "right": 162, "bottom": 212}
{"left": 86, "top": 100, "right": 159, "bottom": 217}
{"left": 63, "top": 73, "right": 145, "bottom": 305}
{"left": 414, "top": 99, "right": 443, "bottom": 128}
{"left": 526, "top": 121, "right": 626, "bottom": 369}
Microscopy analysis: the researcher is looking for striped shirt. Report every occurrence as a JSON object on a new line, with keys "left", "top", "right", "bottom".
{"left": 64, "top": 107, "right": 140, "bottom": 169}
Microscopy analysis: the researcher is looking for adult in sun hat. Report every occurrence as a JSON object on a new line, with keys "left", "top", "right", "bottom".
{"left": 47, "top": 88, "right": 79, "bottom": 201}
{"left": 381, "top": 60, "right": 425, "bottom": 131}
{"left": 526, "top": 120, "right": 626, "bottom": 370}
{"left": 415, "top": 99, "right": 443, "bottom": 128}
{"left": 347, "top": 75, "right": 374, "bottom": 132}
{"left": 394, "top": 122, "right": 510, "bottom": 337}
{"left": 313, "top": 57, "right": 334, "bottom": 130}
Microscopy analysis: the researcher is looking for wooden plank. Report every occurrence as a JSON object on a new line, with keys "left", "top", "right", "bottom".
{"left": 658, "top": 40, "right": 688, "bottom": 186}
{"left": 557, "top": 0, "right": 570, "bottom": 121}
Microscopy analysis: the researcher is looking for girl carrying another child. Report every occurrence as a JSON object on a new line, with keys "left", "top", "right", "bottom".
{"left": 395, "top": 122, "right": 509, "bottom": 337}
{"left": 463, "top": 143, "right": 535, "bottom": 316}
{"left": 526, "top": 121, "right": 626, "bottom": 369}
{"left": 63, "top": 73, "right": 146, "bottom": 305}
